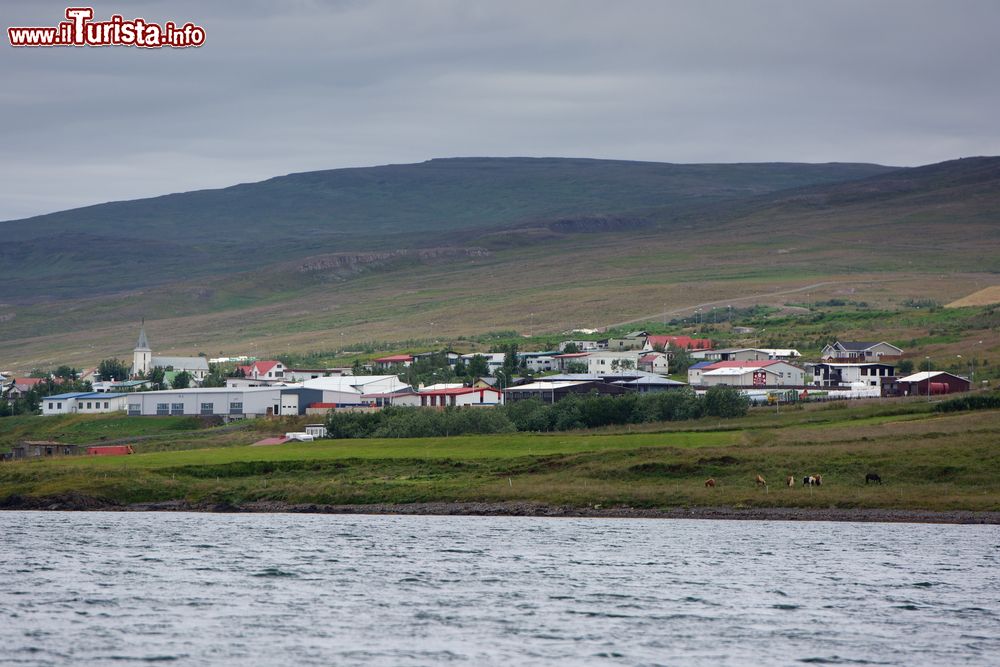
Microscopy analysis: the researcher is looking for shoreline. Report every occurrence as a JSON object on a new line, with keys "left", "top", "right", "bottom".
{"left": 3, "top": 495, "right": 998, "bottom": 524}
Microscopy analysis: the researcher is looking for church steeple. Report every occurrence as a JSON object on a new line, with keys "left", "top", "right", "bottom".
{"left": 135, "top": 319, "right": 151, "bottom": 351}
{"left": 132, "top": 319, "right": 152, "bottom": 377}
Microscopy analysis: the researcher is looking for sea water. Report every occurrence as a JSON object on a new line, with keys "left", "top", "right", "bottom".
{"left": 1, "top": 512, "right": 997, "bottom": 665}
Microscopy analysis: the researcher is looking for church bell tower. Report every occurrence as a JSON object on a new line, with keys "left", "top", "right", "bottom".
{"left": 132, "top": 320, "right": 152, "bottom": 377}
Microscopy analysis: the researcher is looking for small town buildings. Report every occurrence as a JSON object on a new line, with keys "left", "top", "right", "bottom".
{"left": 895, "top": 371, "right": 971, "bottom": 396}
{"left": 412, "top": 351, "right": 461, "bottom": 366}
{"left": 821, "top": 341, "right": 903, "bottom": 363}
{"left": 41, "top": 392, "right": 129, "bottom": 416}
{"left": 809, "top": 362, "right": 896, "bottom": 390}
{"left": 92, "top": 379, "right": 151, "bottom": 393}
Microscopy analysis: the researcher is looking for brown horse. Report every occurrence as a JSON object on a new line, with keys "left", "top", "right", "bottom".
{"left": 704, "top": 478, "right": 716, "bottom": 488}
{"left": 755, "top": 474, "right": 767, "bottom": 487}
{"left": 786, "top": 475, "right": 795, "bottom": 487}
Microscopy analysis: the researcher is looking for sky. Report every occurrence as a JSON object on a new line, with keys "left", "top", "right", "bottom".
{"left": 3, "top": 0, "right": 999, "bottom": 221}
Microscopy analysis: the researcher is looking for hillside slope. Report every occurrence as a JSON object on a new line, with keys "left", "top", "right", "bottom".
{"left": 0, "top": 158, "right": 895, "bottom": 299}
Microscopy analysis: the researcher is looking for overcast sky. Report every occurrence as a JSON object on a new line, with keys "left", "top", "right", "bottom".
{"left": 3, "top": 0, "right": 999, "bottom": 220}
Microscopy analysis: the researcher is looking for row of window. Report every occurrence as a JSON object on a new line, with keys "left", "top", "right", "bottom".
{"left": 46, "top": 401, "right": 111, "bottom": 410}
{"left": 126, "top": 402, "right": 247, "bottom": 416}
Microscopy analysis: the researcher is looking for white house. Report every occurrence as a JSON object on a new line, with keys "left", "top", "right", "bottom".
{"left": 236, "top": 360, "right": 286, "bottom": 380}
{"left": 695, "top": 348, "right": 801, "bottom": 362}
{"left": 585, "top": 351, "right": 643, "bottom": 376}
{"left": 42, "top": 392, "right": 129, "bottom": 416}
{"left": 519, "top": 352, "right": 560, "bottom": 373}
{"left": 809, "top": 362, "right": 896, "bottom": 389}
{"left": 821, "top": 341, "right": 903, "bottom": 362}
{"left": 459, "top": 353, "right": 506, "bottom": 372}
{"left": 637, "top": 352, "right": 670, "bottom": 375}
{"left": 690, "top": 361, "right": 805, "bottom": 387}
{"left": 393, "top": 386, "right": 504, "bottom": 408}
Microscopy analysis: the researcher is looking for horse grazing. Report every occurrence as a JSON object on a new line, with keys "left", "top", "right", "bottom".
{"left": 755, "top": 474, "right": 767, "bottom": 487}
{"left": 865, "top": 473, "right": 882, "bottom": 485}
{"left": 786, "top": 475, "right": 795, "bottom": 487}
{"left": 704, "top": 478, "right": 716, "bottom": 488}
{"left": 803, "top": 475, "right": 822, "bottom": 487}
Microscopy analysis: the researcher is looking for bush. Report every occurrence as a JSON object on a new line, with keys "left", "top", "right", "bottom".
{"left": 934, "top": 393, "right": 1000, "bottom": 413}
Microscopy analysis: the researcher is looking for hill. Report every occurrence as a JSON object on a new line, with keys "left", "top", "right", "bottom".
{"left": 0, "top": 158, "right": 895, "bottom": 300}
{"left": 1, "top": 156, "right": 999, "bottom": 372}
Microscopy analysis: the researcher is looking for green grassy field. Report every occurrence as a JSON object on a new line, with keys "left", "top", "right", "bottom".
{"left": 3, "top": 402, "right": 998, "bottom": 512}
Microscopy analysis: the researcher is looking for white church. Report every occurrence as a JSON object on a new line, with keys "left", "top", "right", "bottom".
{"left": 130, "top": 323, "right": 210, "bottom": 380}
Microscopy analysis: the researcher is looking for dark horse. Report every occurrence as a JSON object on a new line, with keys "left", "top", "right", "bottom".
{"left": 865, "top": 473, "right": 883, "bottom": 485}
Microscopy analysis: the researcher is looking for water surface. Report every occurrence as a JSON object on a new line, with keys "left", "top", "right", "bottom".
{"left": 1, "top": 512, "right": 997, "bottom": 665}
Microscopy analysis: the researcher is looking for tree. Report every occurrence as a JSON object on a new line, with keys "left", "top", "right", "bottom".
{"left": 562, "top": 342, "right": 580, "bottom": 353}
{"left": 897, "top": 359, "right": 914, "bottom": 375}
{"left": 703, "top": 385, "right": 750, "bottom": 418}
{"left": 147, "top": 366, "right": 166, "bottom": 390}
{"left": 466, "top": 355, "right": 490, "bottom": 378}
{"left": 667, "top": 344, "right": 694, "bottom": 375}
{"left": 98, "top": 358, "right": 131, "bottom": 381}
{"left": 171, "top": 371, "right": 192, "bottom": 389}
{"left": 53, "top": 365, "right": 79, "bottom": 381}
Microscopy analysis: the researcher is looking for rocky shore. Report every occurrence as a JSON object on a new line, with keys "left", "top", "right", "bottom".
{"left": 3, "top": 493, "right": 998, "bottom": 524}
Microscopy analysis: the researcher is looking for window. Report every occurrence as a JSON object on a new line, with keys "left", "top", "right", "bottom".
{"left": 170, "top": 403, "right": 184, "bottom": 415}
{"left": 156, "top": 403, "right": 169, "bottom": 416}
{"left": 229, "top": 402, "right": 243, "bottom": 415}
{"left": 86, "top": 402, "right": 93, "bottom": 409}
{"left": 57, "top": 402, "right": 62, "bottom": 410}
{"left": 103, "top": 402, "right": 109, "bottom": 409}
{"left": 128, "top": 404, "right": 141, "bottom": 416}
{"left": 48, "top": 402, "right": 53, "bottom": 410}
{"left": 200, "top": 402, "right": 214, "bottom": 415}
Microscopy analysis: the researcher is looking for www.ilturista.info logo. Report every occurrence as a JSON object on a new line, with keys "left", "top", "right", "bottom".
{"left": 8, "top": 7, "right": 205, "bottom": 48}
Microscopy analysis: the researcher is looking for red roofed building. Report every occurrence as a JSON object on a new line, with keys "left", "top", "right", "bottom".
{"left": 394, "top": 386, "right": 503, "bottom": 408}
{"left": 236, "top": 360, "right": 286, "bottom": 380}
{"left": 644, "top": 335, "right": 712, "bottom": 352}
{"left": 372, "top": 354, "right": 414, "bottom": 370}
{"left": 5, "top": 377, "right": 47, "bottom": 400}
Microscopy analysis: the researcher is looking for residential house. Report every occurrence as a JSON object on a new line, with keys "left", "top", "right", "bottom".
{"left": 695, "top": 348, "right": 801, "bottom": 362}
{"left": 809, "top": 362, "right": 896, "bottom": 391}
{"left": 558, "top": 339, "right": 605, "bottom": 352}
{"left": 821, "top": 341, "right": 903, "bottom": 362}
{"left": 585, "top": 351, "right": 643, "bottom": 376}
{"left": 371, "top": 354, "right": 414, "bottom": 370}
{"left": 236, "top": 360, "right": 287, "bottom": 380}
{"left": 637, "top": 352, "right": 670, "bottom": 375}
{"left": 6, "top": 377, "right": 47, "bottom": 398}
{"left": 395, "top": 386, "right": 503, "bottom": 408}
{"left": 459, "top": 353, "right": 506, "bottom": 373}
{"left": 283, "top": 367, "right": 353, "bottom": 382}
{"left": 412, "top": 351, "right": 461, "bottom": 366}
{"left": 518, "top": 351, "right": 560, "bottom": 373}
{"left": 690, "top": 361, "right": 805, "bottom": 387}
{"left": 606, "top": 331, "right": 649, "bottom": 351}
{"left": 552, "top": 352, "right": 591, "bottom": 372}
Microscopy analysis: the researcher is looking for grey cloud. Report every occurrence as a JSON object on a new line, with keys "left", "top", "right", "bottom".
{"left": 2, "top": 0, "right": 999, "bottom": 220}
